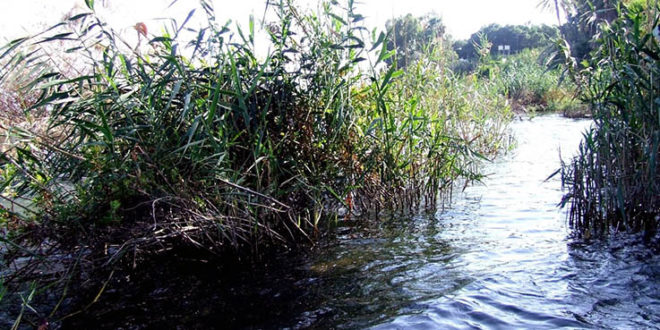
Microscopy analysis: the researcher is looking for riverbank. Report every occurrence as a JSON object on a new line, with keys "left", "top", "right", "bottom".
{"left": 31, "top": 115, "right": 657, "bottom": 329}
{"left": 0, "top": 1, "right": 515, "bottom": 326}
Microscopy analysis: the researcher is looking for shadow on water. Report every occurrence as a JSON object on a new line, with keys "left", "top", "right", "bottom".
{"left": 62, "top": 114, "right": 660, "bottom": 329}
{"left": 562, "top": 235, "right": 660, "bottom": 329}
{"left": 62, "top": 215, "right": 469, "bottom": 329}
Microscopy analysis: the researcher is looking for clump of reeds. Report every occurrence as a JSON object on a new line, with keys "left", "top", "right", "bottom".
{"left": 490, "top": 48, "right": 583, "bottom": 114}
{"left": 0, "top": 0, "right": 512, "bottom": 324}
{"left": 348, "top": 38, "right": 512, "bottom": 214}
{"left": 559, "top": 2, "right": 660, "bottom": 239}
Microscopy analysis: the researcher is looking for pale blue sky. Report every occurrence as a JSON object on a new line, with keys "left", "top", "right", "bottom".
{"left": 0, "top": 0, "right": 559, "bottom": 42}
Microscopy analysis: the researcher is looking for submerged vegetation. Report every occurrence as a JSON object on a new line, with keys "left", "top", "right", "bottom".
{"left": 556, "top": 0, "right": 660, "bottom": 238}
{"left": 0, "top": 0, "right": 514, "bottom": 324}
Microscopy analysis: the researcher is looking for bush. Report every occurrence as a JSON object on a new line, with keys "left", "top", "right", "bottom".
{"left": 490, "top": 48, "right": 582, "bottom": 113}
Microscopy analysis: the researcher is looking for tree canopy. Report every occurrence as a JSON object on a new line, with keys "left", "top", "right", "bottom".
{"left": 455, "top": 24, "right": 559, "bottom": 59}
{"left": 557, "top": 0, "right": 622, "bottom": 60}
{"left": 385, "top": 13, "right": 446, "bottom": 68}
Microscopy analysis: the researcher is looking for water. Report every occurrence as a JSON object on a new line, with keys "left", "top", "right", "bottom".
{"left": 63, "top": 114, "right": 660, "bottom": 329}
{"left": 283, "top": 114, "right": 660, "bottom": 329}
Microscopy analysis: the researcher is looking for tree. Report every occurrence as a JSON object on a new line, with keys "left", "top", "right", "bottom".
{"left": 385, "top": 14, "right": 446, "bottom": 69}
{"left": 455, "top": 24, "right": 559, "bottom": 59}
{"left": 541, "top": 0, "right": 622, "bottom": 60}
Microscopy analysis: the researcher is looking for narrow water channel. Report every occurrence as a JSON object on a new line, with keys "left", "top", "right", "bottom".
{"left": 283, "top": 114, "right": 660, "bottom": 329}
{"left": 65, "top": 114, "right": 660, "bottom": 329}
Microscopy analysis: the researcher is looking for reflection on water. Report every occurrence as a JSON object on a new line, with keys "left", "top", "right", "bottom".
{"left": 287, "top": 114, "right": 660, "bottom": 329}
{"left": 63, "top": 114, "right": 660, "bottom": 329}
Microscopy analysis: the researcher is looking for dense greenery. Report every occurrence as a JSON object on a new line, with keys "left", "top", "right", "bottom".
{"left": 454, "top": 24, "right": 559, "bottom": 59}
{"left": 448, "top": 22, "right": 585, "bottom": 116}
{"left": 377, "top": 15, "right": 578, "bottom": 116}
{"left": 0, "top": 0, "right": 512, "bottom": 324}
{"left": 489, "top": 48, "right": 583, "bottom": 113}
{"left": 558, "top": 0, "right": 659, "bottom": 238}
{"left": 384, "top": 13, "right": 446, "bottom": 69}
{"left": 543, "top": 0, "right": 650, "bottom": 62}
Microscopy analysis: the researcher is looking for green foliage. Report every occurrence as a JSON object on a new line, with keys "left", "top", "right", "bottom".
{"left": 0, "top": 1, "right": 517, "bottom": 324}
{"left": 0, "top": 0, "right": 511, "bottom": 291}
{"left": 1, "top": 0, "right": 373, "bottom": 247}
{"left": 491, "top": 48, "right": 582, "bottom": 112}
{"left": 385, "top": 13, "right": 445, "bottom": 68}
{"left": 543, "top": 0, "right": 623, "bottom": 62}
{"left": 352, "top": 41, "right": 512, "bottom": 209}
{"left": 455, "top": 24, "right": 559, "bottom": 59}
{"left": 559, "top": 1, "right": 660, "bottom": 238}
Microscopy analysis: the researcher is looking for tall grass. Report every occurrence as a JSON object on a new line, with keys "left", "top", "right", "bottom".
{"left": 453, "top": 35, "right": 584, "bottom": 115}
{"left": 559, "top": 2, "right": 659, "bottom": 239}
{"left": 0, "top": 0, "right": 512, "bottom": 323}
{"left": 490, "top": 48, "right": 583, "bottom": 114}
{"left": 351, "top": 40, "right": 512, "bottom": 213}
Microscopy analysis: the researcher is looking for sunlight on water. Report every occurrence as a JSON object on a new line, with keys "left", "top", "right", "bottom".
{"left": 59, "top": 115, "right": 660, "bottom": 329}
{"left": 290, "top": 114, "right": 660, "bottom": 329}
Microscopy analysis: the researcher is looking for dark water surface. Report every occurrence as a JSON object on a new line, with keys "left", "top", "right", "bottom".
{"left": 65, "top": 114, "right": 660, "bottom": 329}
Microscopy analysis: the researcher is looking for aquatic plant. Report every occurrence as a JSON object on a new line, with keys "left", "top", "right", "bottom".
{"left": 558, "top": 1, "right": 660, "bottom": 238}
{"left": 491, "top": 48, "right": 583, "bottom": 113}
{"left": 452, "top": 32, "right": 584, "bottom": 115}
{"left": 352, "top": 39, "right": 512, "bottom": 212}
{"left": 0, "top": 0, "right": 512, "bottom": 324}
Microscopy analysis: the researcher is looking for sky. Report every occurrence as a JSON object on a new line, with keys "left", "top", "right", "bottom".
{"left": 0, "top": 0, "right": 560, "bottom": 43}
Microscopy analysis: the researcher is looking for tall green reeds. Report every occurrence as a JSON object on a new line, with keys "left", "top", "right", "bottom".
{"left": 1, "top": 0, "right": 373, "bottom": 255}
{"left": 351, "top": 39, "right": 512, "bottom": 212}
{"left": 0, "top": 2, "right": 512, "bottom": 323}
{"left": 0, "top": 1, "right": 516, "bottom": 324}
{"left": 489, "top": 48, "right": 583, "bottom": 113}
{"left": 559, "top": 1, "right": 659, "bottom": 238}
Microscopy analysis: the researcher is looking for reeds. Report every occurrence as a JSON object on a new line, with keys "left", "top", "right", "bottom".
{"left": 559, "top": 2, "right": 660, "bottom": 238}
{"left": 0, "top": 1, "right": 512, "bottom": 323}
{"left": 351, "top": 41, "right": 512, "bottom": 213}
{"left": 491, "top": 48, "right": 583, "bottom": 113}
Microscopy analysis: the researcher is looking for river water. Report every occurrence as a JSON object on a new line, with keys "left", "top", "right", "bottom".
{"left": 63, "top": 114, "right": 660, "bottom": 329}
{"left": 281, "top": 114, "right": 660, "bottom": 329}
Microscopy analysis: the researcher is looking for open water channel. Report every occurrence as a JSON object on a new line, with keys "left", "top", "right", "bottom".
{"left": 66, "top": 114, "right": 660, "bottom": 329}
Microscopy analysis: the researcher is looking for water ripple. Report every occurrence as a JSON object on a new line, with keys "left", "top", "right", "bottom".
{"left": 289, "top": 115, "right": 660, "bottom": 330}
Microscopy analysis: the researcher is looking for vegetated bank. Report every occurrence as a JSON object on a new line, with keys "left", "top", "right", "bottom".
{"left": 0, "top": 0, "right": 511, "bottom": 325}
{"left": 556, "top": 0, "right": 659, "bottom": 240}
{"left": 480, "top": 47, "right": 585, "bottom": 115}
{"left": 450, "top": 22, "right": 587, "bottom": 117}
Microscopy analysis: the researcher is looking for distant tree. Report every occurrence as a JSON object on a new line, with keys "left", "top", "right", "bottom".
{"left": 385, "top": 14, "right": 446, "bottom": 68}
{"left": 540, "top": 0, "right": 622, "bottom": 60}
{"left": 455, "top": 24, "right": 559, "bottom": 59}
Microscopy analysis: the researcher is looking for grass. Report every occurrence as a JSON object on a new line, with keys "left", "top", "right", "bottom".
{"left": 489, "top": 48, "right": 586, "bottom": 115}
{"left": 0, "top": 0, "right": 513, "bottom": 324}
{"left": 559, "top": 2, "right": 659, "bottom": 239}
